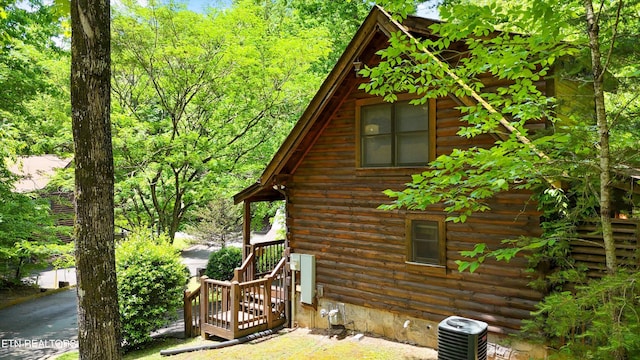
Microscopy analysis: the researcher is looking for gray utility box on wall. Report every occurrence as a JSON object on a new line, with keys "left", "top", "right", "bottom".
{"left": 290, "top": 253, "right": 315, "bottom": 304}
{"left": 437, "top": 316, "right": 488, "bottom": 360}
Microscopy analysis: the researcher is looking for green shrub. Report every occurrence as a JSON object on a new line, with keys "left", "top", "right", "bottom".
{"left": 204, "top": 246, "right": 242, "bottom": 281}
{"left": 524, "top": 270, "right": 640, "bottom": 359}
{"left": 116, "top": 229, "right": 189, "bottom": 350}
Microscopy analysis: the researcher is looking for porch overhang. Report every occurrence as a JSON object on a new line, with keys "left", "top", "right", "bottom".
{"left": 233, "top": 182, "right": 285, "bottom": 205}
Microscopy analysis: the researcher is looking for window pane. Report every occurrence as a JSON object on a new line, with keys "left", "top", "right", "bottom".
{"left": 412, "top": 220, "right": 439, "bottom": 264}
{"left": 414, "top": 221, "right": 438, "bottom": 240}
{"left": 396, "top": 102, "right": 428, "bottom": 132}
{"left": 363, "top": 135, "right": 392, "bottom": 166}
{"left": 362, "top": 103, "right": 392, "bottom": 135}
{"left": 397, "top": 132, "right": 429, "bottom": 165}
{"left": 413, "top": 239, "right": 439, "bottom": 263}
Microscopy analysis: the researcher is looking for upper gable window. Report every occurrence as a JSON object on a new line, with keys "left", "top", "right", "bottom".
{"left": 357, "top": 98, "right": 433, "bottom": 168}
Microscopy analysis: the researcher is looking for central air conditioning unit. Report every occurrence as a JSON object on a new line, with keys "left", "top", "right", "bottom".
{"left": 437, "top": 316, "right": 488, "bottom": 360}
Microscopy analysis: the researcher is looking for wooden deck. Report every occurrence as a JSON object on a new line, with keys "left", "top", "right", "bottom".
{"left": 185, "top": 240, "right": 288, "bottom": 340}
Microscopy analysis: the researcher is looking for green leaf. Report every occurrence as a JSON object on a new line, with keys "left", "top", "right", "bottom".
{"left": 455, "top": 260, "right": 471, "bottom": 272}
{"left": 469, "top": 261, "right": 481, "bottom": 273}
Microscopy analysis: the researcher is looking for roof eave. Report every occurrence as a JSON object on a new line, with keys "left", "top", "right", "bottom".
{"left": 258, "top": 6, "right": 396, "bottom": 187}
{"left": 233, "top": 182, "right": 285, "bottom": 204}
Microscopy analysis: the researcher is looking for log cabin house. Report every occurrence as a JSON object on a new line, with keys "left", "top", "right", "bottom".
{"left": 222, "top": 5, "right": 639, "bottom": 357}
{"left": 9, "top": 155, "right": 74, "bottom": 243}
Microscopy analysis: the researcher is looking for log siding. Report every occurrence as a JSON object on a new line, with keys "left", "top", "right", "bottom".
{"left": 287, "top": 81, "right": 544, "bottom": 334}
{"left": 231, "top": 8, "right": 577, "bottom": 340}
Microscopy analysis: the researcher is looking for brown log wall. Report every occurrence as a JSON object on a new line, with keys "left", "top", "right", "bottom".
{"left": 48, "top": 192, "right": 75, "bottom": 243}
{"left": 573, "top": 219, "right": 640, "bottom": 276}
{"left": 287, "top": 87, "right": 545, "bottom": 334}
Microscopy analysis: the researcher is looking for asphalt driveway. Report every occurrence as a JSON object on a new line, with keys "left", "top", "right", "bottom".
{"left": 0, "top": 242, "right": 218, "bottom": 359}
{"left": 0, "top": 288, "right": 77, "bottom": 360}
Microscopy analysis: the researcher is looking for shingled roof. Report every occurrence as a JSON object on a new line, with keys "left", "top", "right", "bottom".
{"left": 8, "top": 155, "right": 71, "bottom": 193}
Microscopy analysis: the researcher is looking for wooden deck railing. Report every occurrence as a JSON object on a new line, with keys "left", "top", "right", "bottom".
{"left": 200, "top": 256, "right": 287, "bottom": 340}
{"left": 234, "top": 239, "right": 285, "bottom": 282}
{"left": 183, "top": 285, "right": 201, "bottom": 337}
{"left": 254, "top": 240, "right": 286, "bottom": 277}
{"left": 184, "top": 240, "right": 287, "bottom": 339}
{"left": 234, "top": 252, "right": 256, "bottom": 283}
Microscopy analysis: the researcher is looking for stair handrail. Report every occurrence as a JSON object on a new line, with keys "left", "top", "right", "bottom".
{"left": 265, "top": 256, "right": 287, "bottom": 327}
{"left": 233, "top": 251, "right": 255, "bottom": 283}
{"left": 254, "top": 239, "right": 286, "bottom": 278}
{"left": 183, "top": 283, "right": 201, "bottom": 337}
{"left": 268, "top": 256, "right": 287, "bottom": 278}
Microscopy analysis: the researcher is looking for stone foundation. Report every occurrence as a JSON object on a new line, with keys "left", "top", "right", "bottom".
{"left": 294, "top": 297, "right": 547, "bottom": 360}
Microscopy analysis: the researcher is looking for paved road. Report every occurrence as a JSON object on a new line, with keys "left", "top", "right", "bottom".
{"left": 0, "top": 237, "right": 276, "bottom": 359}
{"left": 0, "top": 288, "right": 77, "bottom": 360}
{"left": 0, "top": 243, "right": 217, "bottom": 359}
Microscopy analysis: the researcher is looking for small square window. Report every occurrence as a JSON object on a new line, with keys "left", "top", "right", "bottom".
{"left": 406, "top": 216, "right": 445, "bottom": 266}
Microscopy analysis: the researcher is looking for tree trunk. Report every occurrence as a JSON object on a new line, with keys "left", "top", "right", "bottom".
{"left": 13, "top": 258, "right": 25, "bottom": 283}
{"left": 71, "top": 1, "right": 122, "bottom": 359}
{"left": 583, "top": 0, "right": 617, "bottom": 275}
{"left": 584, "top": 3, "right": 625, "bottom": 358}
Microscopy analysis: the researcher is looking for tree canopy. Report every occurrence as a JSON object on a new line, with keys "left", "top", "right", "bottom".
{"left": 371, "top": 0, "right": 639, "bottom": 356}
{"left": 109, "top": 0, "right": 332, "bottom": 240}
{"left": 1, "top": 0, "right": 376, "bottom": 262}
{"left": 0, "top": 0, "right": 59, "bottom": 118}
{"left": 0, "top": 0, "right": 65, "bottom": 286}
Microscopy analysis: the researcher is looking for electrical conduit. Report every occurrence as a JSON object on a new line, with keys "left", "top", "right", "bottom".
{"left": 159, "top": 325, "right": 285, "bottom": 356}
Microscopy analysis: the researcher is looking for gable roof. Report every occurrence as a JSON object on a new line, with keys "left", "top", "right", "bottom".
{"left": 234, "top": 5, "right": 541, "bottom": 204}
{"left": 235, "top": 6, "right": 389, "bottom": 203}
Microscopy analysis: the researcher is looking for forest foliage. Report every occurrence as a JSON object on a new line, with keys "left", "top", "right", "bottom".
{"left": 372, "top": 0, "right": 639, "bottom": 357}
{"left": 1, "top": 0, "right": 639, "bottom": 356}
{"left": 0, "top": 0, "right": 371, "bottom": 285}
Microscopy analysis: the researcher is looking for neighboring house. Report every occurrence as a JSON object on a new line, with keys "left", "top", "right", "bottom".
{"left": 9, "top": 155, "right": 74, "bottom": 243}
{"left": 233, "top": 6, "right": 637, "bottom": 357}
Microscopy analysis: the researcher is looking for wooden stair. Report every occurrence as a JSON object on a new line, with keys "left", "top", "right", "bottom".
{"left": 184, "top": 240, "right": 288, "bottom": 340}
{"left": 193, "top": 250, "right": 288, "bottom": 340}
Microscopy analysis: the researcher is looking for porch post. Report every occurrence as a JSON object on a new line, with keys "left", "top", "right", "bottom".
{"left": 243, "top": 200, "right": 251, "bottom": 260}
{"left": 200, "top": 276, "right": 208, "bottom": 339}
{"left": 230, "top": 281, "right": 240, "bottom": 338}
{"left": 184, "top": 290, "right": 192, "bottom": 337}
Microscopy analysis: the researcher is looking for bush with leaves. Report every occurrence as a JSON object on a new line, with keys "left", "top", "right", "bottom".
{"left": 116, "top": 229, "right": 189, "bottom": 350}
{"left": 0, "top": 178, "right": 57, "bottom": 286}
{"left": 204, "top": 246, "right": 242, "bottom": 281}
{"left": 523, "top": 270, "right": 640, "bottom": 359}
